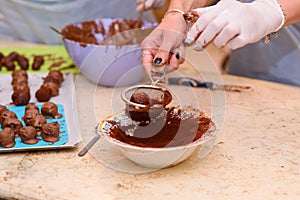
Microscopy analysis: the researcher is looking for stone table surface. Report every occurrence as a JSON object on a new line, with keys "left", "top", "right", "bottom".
{"left": 0, "top": 40, "right": 299, "bottom": 200}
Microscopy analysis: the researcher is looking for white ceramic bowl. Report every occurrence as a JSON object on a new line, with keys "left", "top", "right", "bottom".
{"left": 62, "top": 18, "right": 157, "bottom": 87}
{"left": 98, "top": 110, "right": 218, "bottom": 169}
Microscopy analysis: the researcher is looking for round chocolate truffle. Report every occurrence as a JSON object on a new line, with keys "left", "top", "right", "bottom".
{"left": 13, "top": 82, "right": 30, "bottom": 91}
{"left": 0, "top": 127, "right": 16, "bottom": 148}
{"left": 43, "top": 82, "right": 59, "bottom": 97}
{"left": 29, "top": 114, "right": 47, "bottom": 135}
{"left": 0, "top": 110, "right": 17, "bottom": 125}
{"left": 16, "top": 55, "right": 29, "bottom": 70}
{"left": 19, "top": 126, "right": 39, "bottom": 144}
{"left": 22, "top": 109, "right": 40, "bottom": 125}
{"left": 12, "top": 69, "right": 28, "bottom": 80}
{"left": 41, "top": 102, "right": 62, "bottom": 119}
{"left": 11, "top": 88, "right": 31, "bottom": 106}
{"left": 43, "top": 70, "right": 64, "bottom": 86}
{"left": 130, "top": 92, "right": 150, "bottom": 105}
{"left": 32, "top": 55, "right": 44, "bottom": 70}
{"left": 29, "top": 114, "right": 47, "bottom": 128}
{"left": 35, "top": 86, "right": 51, "bottom": 102}
{"left": 11, "top": 75, "right": 28, "bottom": 86}
{"left": 2, "top": 118, "right": 23, "bottom": 137}
{"left": 25, "top": 103, "right": 39, "bottom": 112}
{"left": 41, "top": 122, "right": 60, "bottom": 143}
{"left": 0, "top": 105, "right": 8, "bottom": 116}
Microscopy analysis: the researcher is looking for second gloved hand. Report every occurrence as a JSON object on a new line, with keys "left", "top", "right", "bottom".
{"left": 186, "top": 0, "right": 285, "bottom": 50}
{"left": 136, "top": 0, "right": 166, "bottom": 12}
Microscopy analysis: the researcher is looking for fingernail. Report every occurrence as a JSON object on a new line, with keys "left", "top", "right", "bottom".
{"left": 175, "top": 52, "right": 180, "bottom": 60}
{"left": 154, "top": 57, "right": 162, "bottom": 65}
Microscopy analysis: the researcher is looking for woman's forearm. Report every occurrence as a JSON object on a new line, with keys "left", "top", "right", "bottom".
{"left": 280, "top": 0, "right": 300, "bottom": 26}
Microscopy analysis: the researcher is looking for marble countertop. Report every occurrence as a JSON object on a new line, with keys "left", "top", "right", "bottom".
{"left": 0, "top": 40, "right": 299, "bottom": 200}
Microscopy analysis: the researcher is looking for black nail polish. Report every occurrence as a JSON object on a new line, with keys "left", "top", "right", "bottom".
{"left": 175, "top": 52, "right": 180, "bottom": 60}
{"left": 154, "top": 58, "right": 162, "bottom": 65}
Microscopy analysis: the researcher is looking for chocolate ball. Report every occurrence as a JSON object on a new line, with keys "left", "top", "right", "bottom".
{"left": 11, "top": 88, "right": 31, "bottom": 106}
{"left": 13, "top": 83, "right": 30, "bottom": 91}
{"left": 2, "top": 58, "right": 15, "bottom": 71}
{"left": 130, "top": 92, "right": 150, "bottom": 105}
{"left": 29, "top": 114, "right": 47, "bottom": 135}
{"left": 0, "top": 127, "right": 16, "bottom": 148}
{"left": 22, "top": 109, "right": 40, "bottom": 125}
{"left": 7, "top": 52, "right": 19, "bottom": 61}
{"left": 29, "top": 114, "right": 46, "bottom": 128}
{"left": 19, "top": 126, "right": 39, "bottom": 144}
{"left": 25, "top": 103, "right": 39, "bottom": 112}
{"left": 0, "top": 105, "right": 8, "bottom": 116}
{"left": 32, "top": 55, "right": 44, "bottom": 70}
{"left": 41, "top": 122, "right": 60, "bottom": 143}
{"left": 35, "top": 86, "right": 51, "bottom": 102}
{"left": 16, "top": 55, "right": 29, "bottom": 70}
{"left": 11, "top": 75, "right": 28, "bottom": 86}
{"left": 2, "top": 118, "right": 23, "bottom": 137}
{"left": 0, "top": 110, "right": 17, "bottom": 125}
{"left": 41, "top": 102, "right": 62, "bottom": 119}
{"left": 43, "top": 82, "right": 59, "bottom": 97}
{"left": 43, "top": 70, "right": 64, "bottom": 86}
{"left": 12, "top": 69, "right": 28, "bottom": 80}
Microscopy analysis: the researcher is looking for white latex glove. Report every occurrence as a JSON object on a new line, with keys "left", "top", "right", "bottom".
{"left": 186, "top": 0, "right": 285, "bottom": 50}
{"left": 136, "top": 0, "right": 166, "bottom": 12}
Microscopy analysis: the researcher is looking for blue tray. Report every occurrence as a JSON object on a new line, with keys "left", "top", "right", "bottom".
{"left": 0, "top": 103, "right": 69, "bottom": 151}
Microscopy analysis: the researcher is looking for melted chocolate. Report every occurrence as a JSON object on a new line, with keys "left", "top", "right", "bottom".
{"left": 108, "top": 107, "right": 212, "bottom": 148}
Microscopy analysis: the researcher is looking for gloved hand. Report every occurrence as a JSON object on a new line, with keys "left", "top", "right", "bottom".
{"left": 136, "top": 0, "right": 166, "bottom": 12}
{"left": 186, "top": 0, "right": 285, "bottom": 50}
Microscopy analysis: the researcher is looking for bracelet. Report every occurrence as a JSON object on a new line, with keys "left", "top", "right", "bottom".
{"left": 163, "top": 8, "right": 185, "bottom": 19}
